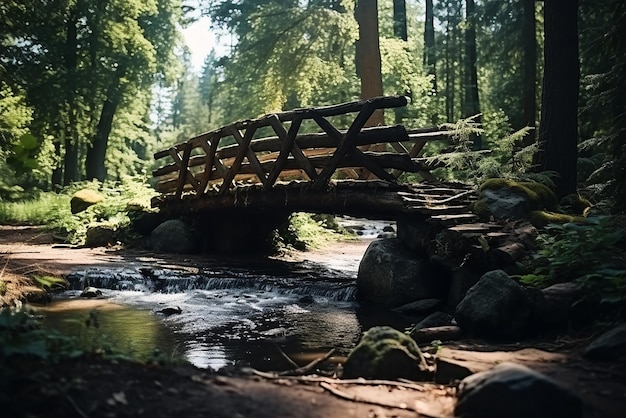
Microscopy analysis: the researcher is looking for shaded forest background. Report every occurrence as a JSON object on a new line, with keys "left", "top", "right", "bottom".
{"left": 1, "top": 0, "right": 624, "bottom": 209}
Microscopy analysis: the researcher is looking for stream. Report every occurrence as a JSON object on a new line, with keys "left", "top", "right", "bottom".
{"left": 37, "top": 218, "right": 410, "bottom": 372}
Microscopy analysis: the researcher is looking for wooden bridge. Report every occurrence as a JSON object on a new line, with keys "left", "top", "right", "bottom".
{"left": 151, "top": 96, "right": 478, "bottom": 217}
{"left": 150, "top": 96, "right": 499, "bottom": 250}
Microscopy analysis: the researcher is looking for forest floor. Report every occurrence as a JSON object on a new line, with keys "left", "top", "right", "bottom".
{"left": 1, "top": 225, "right": 626, "bottom": 418}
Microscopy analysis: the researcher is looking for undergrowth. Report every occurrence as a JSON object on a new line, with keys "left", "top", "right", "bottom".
{"left": 0, "top": 307, "right": 185, "bottom": 365}
{"left": 0, "top": 176, "right": 157, "bottom": 245}
{"left": 274, "top": 212, "right": 356, "bottom": 251}
{"left": 520, "top": 216, "right": 626, "bottom": 316}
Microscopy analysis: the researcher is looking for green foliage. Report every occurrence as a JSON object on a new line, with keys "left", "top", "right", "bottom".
{"left": 31, "top": 276, "right": 68, "bottom": 292}
{"left": 0, "top": 177, "right": 156, "bottom": 244}
{"left": 51, "top": 177, "right": 158, "bottom": 244}
{"left": 0, "top": 308, "right": 81, "bottom": 361}
{"left": 520, "top": 216, "right": 626, "bottom": 308}
{"left": 274, "top": 212, "right": 355, "bottom": 251}
{"left": 0, "top": 193, "right": 70, "bottom": 225}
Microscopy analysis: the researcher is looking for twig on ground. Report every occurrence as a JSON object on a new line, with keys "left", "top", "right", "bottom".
{"left": 319, "top": 381, "right": 443, "bottom": 418}
{"left": 248, "top": 369, "right": 429, "bottom": 392}
{"left": 65, "top": 395, "right": 89, "bottom": 418}
{"left": 272, "top": 348, "right": 336, "bottom": 376}
{"left": 274, "top": 344, "right": 299, "bottom": 369}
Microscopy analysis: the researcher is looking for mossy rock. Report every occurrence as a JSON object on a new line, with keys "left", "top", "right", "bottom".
{"left": 559, "top": 194, "right": 592, "bottom": 215}
{"left": 70, "top": 189, "right": 104, "bottom": 214}
{"left": 85, "top": 223, "right": 117, "bottom": 247}
{"left": 125, "top": 198, "right": 152, "bottom": 212}
{"left": 528, "top": 211, "right": 588, "bottom": 228}
{"left": 480, "top": 178, "right": 558, "bottom": 210}
{"left": 343, "top": 326, "right": 427, "bottom": 380}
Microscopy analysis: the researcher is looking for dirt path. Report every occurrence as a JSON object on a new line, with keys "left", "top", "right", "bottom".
{"left": 1, "top": 226, "right": 626, "bottom": 418}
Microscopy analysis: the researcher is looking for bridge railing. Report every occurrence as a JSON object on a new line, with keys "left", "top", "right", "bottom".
{"left": 152, "top": 95, "right": 455, "bottom": 199}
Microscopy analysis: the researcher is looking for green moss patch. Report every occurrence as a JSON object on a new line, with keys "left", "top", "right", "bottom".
{"left": 480, "top": 178, "right": 558, "bottom": 210}
{"left": 528, "top": 210, "right": 588, "bottom": 228}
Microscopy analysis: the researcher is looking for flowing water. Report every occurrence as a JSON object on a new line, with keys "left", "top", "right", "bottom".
{"left": 38, "top": 218, "right": 409, "bottom": 372}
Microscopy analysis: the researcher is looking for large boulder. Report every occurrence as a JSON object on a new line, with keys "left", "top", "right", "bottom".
{"left": 473, "top": 179, "right": 557, "bottom": 221}
{"left": 150, "top": 219, "right": 196, "bottom": 254}
{"left": 582, "top": 323, "right": 626, "bottom": 361}
{"left": 409, "top": 311, "right": 453, "bottom": 335}
{"left": 70, "top": 189, "right": 104, "bottom": 214}
{"left": 343, "top": 326, "right": 428, "bottom": 380}
{"left": 455, "top": 270, "right": 533, "bottom": 340}
{"left": 85, "top": 223, "right": 117, "bottom": 247}
{"left": 455, "top": 362, "right": 582, "bottom": 418}
{"left": 357, "top": 238, "right": 449, "bottom": 307}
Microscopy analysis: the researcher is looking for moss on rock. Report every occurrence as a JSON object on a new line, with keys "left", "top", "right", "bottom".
{"left": 559, "top": 194, "right": 592, "bottom": 215}
{"left": 343, "top": 326, "right": 427, "bottom": 380}
{"left": 528, "top": 211, "right": 588, "bottom": 228}
{"left": 479, "top": 178, "right": 557, "bottom": 210}
{"left": 70, "top": 189, "right": 104, "bottom": 214}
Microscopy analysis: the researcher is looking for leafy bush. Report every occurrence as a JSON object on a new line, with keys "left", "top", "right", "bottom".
{"left": 0, "top": 176, "right": 157, "bottom": 245}
{"left": 521, "top": 216, "right": 626, "bottom": 309}
{"left": 274, "top": 212, "right": 355, "bottom": 251}
{"left": 417, "top": 112, "right": 538, "bottom": 185}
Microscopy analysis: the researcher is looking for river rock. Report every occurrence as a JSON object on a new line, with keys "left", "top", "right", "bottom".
{"left": 582, "top": 323, "right": 626, "bottom": 361}
{"left": 533, "top": 282, "right": 582, "bottom": 330}
{"left": 150, "top": 219, "right": 196, "bottom": 254}
{"left": 478, "top": 187, "right": 530, "bottom": 220}
{"left": 357, "top": 238, "right": 449, "bottom": 307}
{"left": 455, "top": 362, "right": 582, "bottom": 418}
{"left": 85, "top": 223, "right": 117, "bottom": 247}
{"left": 70, "top": 189, "right": 104, "bottom": 214}
{"left": 454, "top": 270, "right": 533, "bottom": 340}
{"left": 80, "top": 286, "right": 103, "bottom": 298}
{"left": 409, "top": 311, "right": 453, "bottom": 334}
{"left": 343, "top": 326, "right": 428, "bottom": 380}
{"left": 393, "top": 298, "right": 442, "bottom": 315}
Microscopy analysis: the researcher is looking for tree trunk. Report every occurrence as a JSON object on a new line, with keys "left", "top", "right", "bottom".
{"left": 463, "top": 0, "right": 481, "bottom": 149}
{"left": 64, "top": 136, "right": 79, "bottom": 184}
{"left": 521, "top": 0, "right": 537, "bottom": 134}
{"left": 85, "top": 69, "right": 125, "bottom": 181}
{"left": 393, "top": 0, "right": 407, "bottom": 41}
{"left": 355, "top": 0, "right": 384, "bottom": 127}
{"left": 51, "top": 141, "right": 63, "bottom": 189}
{"left": 424, "top": 0, "right": 436, "bottom": 91}
{"left": 537, "top": 0, "right": 579, "bottom": 197}
{"left": 63, "top": 8, "right": 80, "bottom": 185}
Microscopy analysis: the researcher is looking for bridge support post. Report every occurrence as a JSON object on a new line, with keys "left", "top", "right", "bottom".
{"left": 193, "top": 210, "right": 290, "bottom": 254}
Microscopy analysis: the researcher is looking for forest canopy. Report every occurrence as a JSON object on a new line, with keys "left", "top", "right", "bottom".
{"left": 0, "top": 0, "right": 624, "bottom": 210}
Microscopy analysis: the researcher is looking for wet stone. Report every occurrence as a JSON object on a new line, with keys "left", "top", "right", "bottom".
{"left": 455, "top": 362, "right": 583, "bottom": 418}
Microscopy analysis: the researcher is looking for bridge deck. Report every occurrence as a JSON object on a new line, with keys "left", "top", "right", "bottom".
{"left": 151, "top": 96, "right": 503, "bottom": 240}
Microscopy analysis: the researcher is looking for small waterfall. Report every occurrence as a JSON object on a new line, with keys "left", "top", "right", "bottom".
{"left": 64, "top": 266, "right": 357, "bottom": 302}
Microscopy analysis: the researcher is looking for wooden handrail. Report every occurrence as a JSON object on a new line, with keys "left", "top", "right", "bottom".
{"left": 152, "top": 96, "right": 454, "bottom": 198}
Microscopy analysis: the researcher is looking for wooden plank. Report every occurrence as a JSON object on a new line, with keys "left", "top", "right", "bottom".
{"left": 218, "top": 123, "right": 259, "bottom": 194}
{"left": 265, "top": 114, "right": 317, "bottom": 188}
{"left": 168, "top": 144, "right": 198, "bottom": 199}
{"left": 230, "top": 125, "right": 268, "bottom": 186}
{"left": 449, "top": 223, "right": 502, "bottom": 232}
{"left": 153, "top": 125, "right": 430, "bottom": 177}
{"left": 274, "top": 95, "right": 408, "bottom": 122}
{"left": 196, "top": 133, "right": 221, "bottom": 195}
{"left": 311, "top": 102, "right": 378, "bottom": 189}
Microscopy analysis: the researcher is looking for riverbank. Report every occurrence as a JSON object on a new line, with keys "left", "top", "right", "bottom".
{"left": 1, "top": 226, "right": 625, "bottom": 417}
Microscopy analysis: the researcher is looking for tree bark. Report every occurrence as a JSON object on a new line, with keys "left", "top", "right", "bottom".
{"left": 63, "top": 7, "right": 80, "bottom": 185}
{"left": 393, "top": 0, "right": 407, "bottom": 41}
{"left": 424, "top": 0, "right": 436, "bottom": 91}
{"left": 537, "top": 0, "right": 579, "bottom": 197}
{"left": 355, "top": 0, "right": 384, "bottom": 127}
{"left": 463, "top": 0, "right": 481, "bottom": 149}
{"left": 85, "top": 68, "right": 125, "bottom": 181}
{"left": 521, "top": 0, "right": 537, "bottom": 133}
